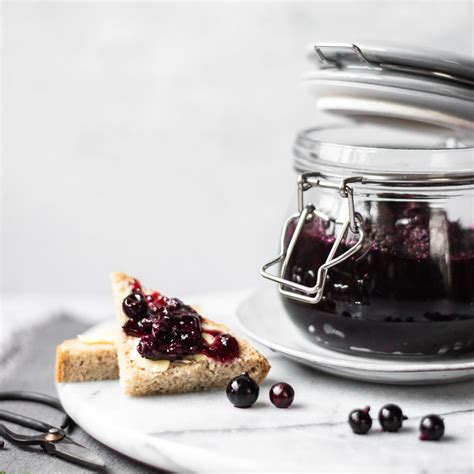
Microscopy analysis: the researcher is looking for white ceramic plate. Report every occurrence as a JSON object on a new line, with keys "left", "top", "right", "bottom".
{"left": 236, "top": 288, "right": 474, "bottom": 385}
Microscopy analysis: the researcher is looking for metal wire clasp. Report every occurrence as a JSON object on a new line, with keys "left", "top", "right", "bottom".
{"left": 260, "top": 172, "right": 365, "bottom": 304}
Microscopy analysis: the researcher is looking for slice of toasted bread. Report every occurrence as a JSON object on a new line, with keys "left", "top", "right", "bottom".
{"left": 55, "top": 339, "right": 119, "bottom": 383}
{"left": 112, "top": 272, "right": 270, "bottom": 396}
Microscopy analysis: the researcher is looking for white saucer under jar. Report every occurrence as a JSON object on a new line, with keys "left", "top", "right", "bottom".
{"left": 261, "top": 43, "right": 474, "bottom": 359}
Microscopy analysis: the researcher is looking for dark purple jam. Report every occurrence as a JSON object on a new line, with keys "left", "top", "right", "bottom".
{"left": 282, "top": 202, "right": 474, "bottom": 357}
{"left": 123, "top": 279, "right": 240, "bottom": 362}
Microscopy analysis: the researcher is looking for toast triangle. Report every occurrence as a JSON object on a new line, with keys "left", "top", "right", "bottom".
{"left": 112, "top": 272, "right": 270, "bottom": 396}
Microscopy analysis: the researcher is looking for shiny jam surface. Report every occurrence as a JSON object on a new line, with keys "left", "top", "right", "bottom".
{"left": 283, "top": 202, "right": 474, "bottom": 356}
{"left": 123, "top": 279, "right": 239, "bottom": 362}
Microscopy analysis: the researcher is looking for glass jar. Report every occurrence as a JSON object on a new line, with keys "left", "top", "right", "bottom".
{"left": 261, "top": 124, "right": 474, "bottom": 358}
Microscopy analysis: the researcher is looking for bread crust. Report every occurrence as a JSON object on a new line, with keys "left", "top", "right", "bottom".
{"left": 111, "top": 272, "right": 270, "bottom": 396}
{"left": 55, "top": 339, "right": 119, "bottom": 383}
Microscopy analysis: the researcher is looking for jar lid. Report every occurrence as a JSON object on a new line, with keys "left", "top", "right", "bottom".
{"left": 303, "top": 42, "right": 474, "bottom": 132}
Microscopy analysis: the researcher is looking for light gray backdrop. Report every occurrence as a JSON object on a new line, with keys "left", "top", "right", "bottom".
{"left": 2, "top": 1, "right": 473, "bottom": 299}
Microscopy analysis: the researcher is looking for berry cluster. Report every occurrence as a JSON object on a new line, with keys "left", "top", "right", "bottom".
{"left": 123, "top": 292, "right": 206, "bottom": 360}
{"left": 122, "top": 281, "right": 239, "bottom": 362}
{"left": 348, "top": 404, "right": 444, "bottom": 441}
{"left": 226, "top": 373, "right": 294, "bottom": 409}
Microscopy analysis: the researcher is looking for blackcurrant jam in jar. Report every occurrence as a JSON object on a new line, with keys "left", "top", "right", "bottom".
{"left": 262, "top": 123, "right": 474, "bottom": 357}
{"left": 261, "top": 43, "right": 474, "bottom": 358}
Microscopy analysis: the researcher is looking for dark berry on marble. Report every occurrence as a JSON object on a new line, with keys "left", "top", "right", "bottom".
{"left": 226, "top": 373, "right": 259, "bottom": 408}
{"left": 378, "top": 404, "right": 407, "bottom": 432}
{"left": 349, "top": 406, "right": 372, "bottom": 434}
{"left": 269, "top": 382, "right": 295, "bottom": 408}
{"left": 419, "top": 414, "right": 445, "bottom": 441}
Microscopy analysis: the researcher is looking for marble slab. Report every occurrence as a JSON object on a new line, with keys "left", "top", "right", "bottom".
{"left": 57, "top": 291, "right": 474, "bottom": 473}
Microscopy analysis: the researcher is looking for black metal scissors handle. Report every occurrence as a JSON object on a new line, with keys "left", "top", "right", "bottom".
{"left": 0, "top": 410, "right": 62, "bottom": 446}
{"left": 0, "top": 390, "right": 105, "bottom": 470}
{"left": 0, "top": 390, "right": 74, "bottom": 429}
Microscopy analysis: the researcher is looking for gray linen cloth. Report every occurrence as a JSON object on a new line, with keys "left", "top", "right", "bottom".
{"left": 0, "top": 314, "right": 168, "bottom": 473}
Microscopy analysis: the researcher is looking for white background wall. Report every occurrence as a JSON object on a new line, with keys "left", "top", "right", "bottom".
{"left": 2, "top": 1, "right": 473, "bottom": 298}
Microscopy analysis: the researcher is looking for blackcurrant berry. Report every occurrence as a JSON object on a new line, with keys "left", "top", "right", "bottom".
{"left": 269, "top": 382, "right": 295, "bottom": 408}
{"left": 226, "top": 373, "right": 259, "bottom": 408}
{"left": 348, "top": 406, "right": 372, "bottom": 434}
{"left": 419, "top": 414, "right": 445, "bottom": 441}
{"left": 122, "top": 293, "right": 148, "bottom": 319}
{"left": 378, "top": 404, "right": 407, "bottom": 432}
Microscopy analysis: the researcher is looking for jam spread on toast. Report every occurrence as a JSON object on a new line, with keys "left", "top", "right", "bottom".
{"left": 122, "top": 278, "right": 239, "bottom": 362}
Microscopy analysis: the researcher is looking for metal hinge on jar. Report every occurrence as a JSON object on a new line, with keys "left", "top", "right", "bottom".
{"left": 260, "top": 172, "right": 366, "bottom": 304}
